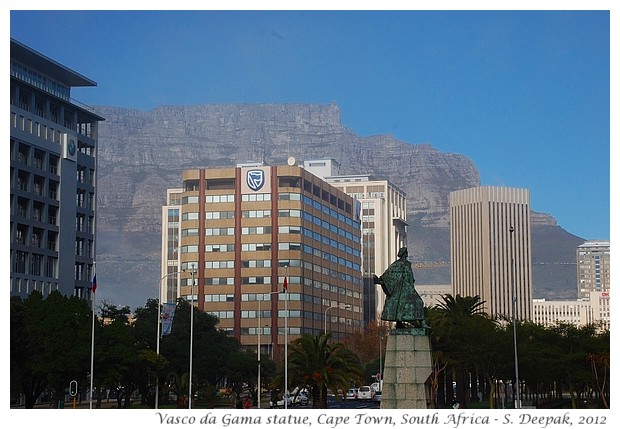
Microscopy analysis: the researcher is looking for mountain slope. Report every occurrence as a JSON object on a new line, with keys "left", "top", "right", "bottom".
{"left": 92, "top": 103, "right": 583, "bottom": 310}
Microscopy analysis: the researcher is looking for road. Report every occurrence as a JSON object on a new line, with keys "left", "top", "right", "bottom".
{"left": 284, "top": 394, "right": 379, "bottom": 410}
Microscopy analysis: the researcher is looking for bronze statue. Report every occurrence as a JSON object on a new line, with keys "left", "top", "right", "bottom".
{"left": 374, "top": 247, "right": 429, "bottom": 329}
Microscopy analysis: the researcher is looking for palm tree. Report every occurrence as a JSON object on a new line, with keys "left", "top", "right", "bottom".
{"left": 428, "top": 294, "right": 495, "bottom": 408}
{"left": 166, "top": 371, "right": 190, "bottom": 408}
{"left": 287, "top": 333, "right": 363, "bottom": 408}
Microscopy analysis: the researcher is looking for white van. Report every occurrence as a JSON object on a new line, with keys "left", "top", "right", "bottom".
{"left": 357, "top": 385, "right": 373, "bottom": 401}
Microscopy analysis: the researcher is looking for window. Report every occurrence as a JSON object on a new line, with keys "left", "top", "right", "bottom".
{"left": 206, "top": 244, "right": 234, "bottom": 252}
{"left": 279, "top": 176, "right": 301, "bottom": 188}
{"left": 241, "top": 259, "right": 271, "bottom": 268}
{"left": 241, "top": 277, "right": 271, "bottom": 284}
{"left": 278, "top": 192, "right": 301, "bottom": 201}
{"left": 278, "top": 209, "right": 301, "bottom": 217}
{"left": 182, "top": 195, "right": 199, "bottom": 204}
{"left": 242, "top": 210, "right": 271, "bottom": 218}
{"left": 182, "top": 228, "right": 199, "bottom": 237}
{"left": 184, "top": 180, "right": 199, "bottom": 191}
{"left": 242, "top": 193, "right": 271, "bottom": 202}
{"left": 241, "top": 226, "right": 272, "bottom": 235}
{"left": 205, "top": 260, "right": 235, "bottom": 269}
{"left": 206, "top": 211, "right": 235, "bottom": 219}
{"left": 182, "top": 212, "right": 199, "bottom": 220}
{"left": 241, "top": 243, "right": 271, "bottom": 251}
{"left": 206, "top": 179, "right": 235, "bottom": 190}
{"left": 278, "top": 225, "right": 301, "bottom": 234}
{"left": 206, "top": 227, "right": 234, "bottom": 236}
{"left": 206, "top": 194, "right": 235, "bottom": 203}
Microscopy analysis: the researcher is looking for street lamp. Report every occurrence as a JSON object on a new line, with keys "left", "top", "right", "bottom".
{"left": 324, "top": 304, "right": 352, "bottom": 335}
{"left": 156, "top": 271, "right": 181, "bottom": 409}
{"left": 509, "top": 226, "right": 521, "bottom": 409}
{"left": 258, "top": 291, "right": 279, "bottom": 409}
{"left": 183, "top": 267, "right": 196, "bottom": 409}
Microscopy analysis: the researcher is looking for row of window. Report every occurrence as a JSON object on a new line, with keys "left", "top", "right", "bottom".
{"left": 183, "top": 209, "right": 302, "bottom": 221}
{"left": 12, "top": 61, "right": 71, "bottom": 101}
{"left": 11, "top": 275, "right": 59, "bottom": 293}
{"left": 178, "top": 273, "right": 361, "bottom": 296}
{"left": 180, "top": 191, "right": 359, "bottom": 231}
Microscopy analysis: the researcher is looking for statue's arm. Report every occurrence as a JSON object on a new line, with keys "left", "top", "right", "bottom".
{"left": 374, "top": 274, "right": 392, "bottom": 297}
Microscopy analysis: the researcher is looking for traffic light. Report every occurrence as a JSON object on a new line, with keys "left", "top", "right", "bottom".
{"left": 69, "top": 380, "right": 78, "bottom": 397}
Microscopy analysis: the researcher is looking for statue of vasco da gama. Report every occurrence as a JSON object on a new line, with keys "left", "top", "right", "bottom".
{"left": 373, "top": 247, "right": 430, "bottom": 330}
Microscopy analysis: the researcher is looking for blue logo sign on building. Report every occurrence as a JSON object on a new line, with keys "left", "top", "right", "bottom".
{"left": 247, "top": 169, "right": 265, "bottom": 192}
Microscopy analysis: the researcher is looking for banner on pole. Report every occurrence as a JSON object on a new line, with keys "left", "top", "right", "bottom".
{"left": 161, "top": 303, "right": 176, "bottom": 336}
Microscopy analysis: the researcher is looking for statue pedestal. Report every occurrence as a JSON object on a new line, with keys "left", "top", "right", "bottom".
{"left": 380, "top": 328, "right": 432, "bottom": 409}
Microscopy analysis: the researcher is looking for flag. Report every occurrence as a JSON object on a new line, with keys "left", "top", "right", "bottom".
{"left": 283, "top": 276, "right": 288, "bottom": 292}
{"left": 161, "top": 303, "right": 176, "bottom": 336}
{"left": 92, "top": 274, "right": 97, "bottom": 293}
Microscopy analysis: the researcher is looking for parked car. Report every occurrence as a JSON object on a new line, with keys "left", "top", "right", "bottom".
{"left": 357, "top": 385, "right": 373, "bottom": 401}
{"left": 345, "top": 388, "right": 359, "bottom": 400}
{"left": 293, "top": 391, "right": 309, "bottom": 405}
{"left": 373, "top": 390, "right": 382, "bottom": 403}
{"left": 269, "top": 391, "right": 293, "bottom": 408}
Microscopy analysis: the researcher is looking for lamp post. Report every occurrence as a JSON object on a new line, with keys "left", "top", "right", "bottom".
{"left": 156, "top": 271, "right": 180, "bottom": 409}
{"left": 183, "top": 268, "right": 196, "bottom": 410}
{"left": 378, "top": 323, "right": 385, "bottom": 389}
{"left": 509, "top": 226, "right": 521, "bottom": 409}
{"left": 258, "top": 291, "right": 279, "bottom": 409}
{"left": 324, "top": 304, "right": 352, "bottom": 335}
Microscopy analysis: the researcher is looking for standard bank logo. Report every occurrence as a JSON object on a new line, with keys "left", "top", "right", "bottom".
{"left": 246, "top": 169, "right": 265, "bottom": 192}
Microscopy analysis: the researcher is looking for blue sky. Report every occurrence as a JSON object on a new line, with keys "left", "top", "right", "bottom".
{"left": 7, "top": 6, "right": 613, "bottom": 240}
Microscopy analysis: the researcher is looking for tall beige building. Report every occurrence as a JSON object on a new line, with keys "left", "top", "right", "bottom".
{"left": 577, "top": 240, "right": 610, "bottom": 300}
{"left": 304, "top": 159, "right": 408, "bottom": 326}
{"left": 161, "top": 188, "right": 183, "bottom": 304}
{"left": 161, "top": 162, "right": 363, "bottom": 354}
{"left": 449, "top": 186, "right": 533, "bottom": 320}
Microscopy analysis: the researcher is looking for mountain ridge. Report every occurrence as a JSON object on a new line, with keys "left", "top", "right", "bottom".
{"left": 92, "top": 103, "right": 582, "bottom": 310}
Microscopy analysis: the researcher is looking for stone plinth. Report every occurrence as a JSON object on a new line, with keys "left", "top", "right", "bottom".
{"left": 380, "top": 328, "right": 432, "bottom": 409}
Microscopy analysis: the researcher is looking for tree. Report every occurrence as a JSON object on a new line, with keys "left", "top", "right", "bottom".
{"left": 93, "top": 302, "right": 143, "bottom": 408}
{"left": 547, "top": 323, "right": 607, "bottom": 408}
{"left": 132, "top": 298, "right": 169, "bottom": 406}
{"left": 286, "top": 333, "right": 363, "bottom": 408}
{"left": 10, "top": 291, "right": 92, "bottom": 408}
{"left": 11, "top": 294, "right": 46, "bottom": 409}
{"left": 428, "top": 294, "right": 495, "bottom": 408}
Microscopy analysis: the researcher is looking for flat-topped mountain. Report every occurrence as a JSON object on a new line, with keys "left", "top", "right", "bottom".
{"left": 93, "top": 103, "right": 583, "bottom": 310}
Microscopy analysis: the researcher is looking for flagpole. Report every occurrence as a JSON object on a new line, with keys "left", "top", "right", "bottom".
{"left": 156, "top": 271, "right": 180, "bottom": 409}
{"left": 90, "top": 117, "right": 99, "bottom": 410}
{"left": 284, "top": 265, "right": 289, "bottom": 410}
{"left": 189, "top": 269, "right": 195, "bottom": 410}
{"left": 155, "top": 298, "right": 161, "bottom": 410}
{"left": 89, "top": 265, "right": 96, "bottom": 409}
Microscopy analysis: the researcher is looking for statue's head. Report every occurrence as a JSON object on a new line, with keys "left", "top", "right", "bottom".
{"left": 398, "top": 247, "right": 408, "bottom": 258}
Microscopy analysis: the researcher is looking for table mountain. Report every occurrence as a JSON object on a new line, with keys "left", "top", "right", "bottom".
{"left": 93, "top": 103, "right": 583, "bottom": 310}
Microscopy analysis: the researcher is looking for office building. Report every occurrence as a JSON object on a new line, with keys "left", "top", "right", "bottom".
{"left": 416, "top": 284, "right": 452, "bottom": 308}
{"left": 304, "top": 159, "right": 408, "bottom": 326}
{"left": 532, "top": 292, "right": 609, "bottom": 332}
{"left": 161, "top": 162, "right": 363, "bottom": 353}
{"left": 161, "top": 188, "right": 183, "bottom": 304}
{"left": 10, "top": 38, "right": 103, "bottom": 300}
{"left": 577, "top": 240, "right": 610, "bottom": 300}
{"left": 449, "top": 186, "right": 533, "bottom": 320}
